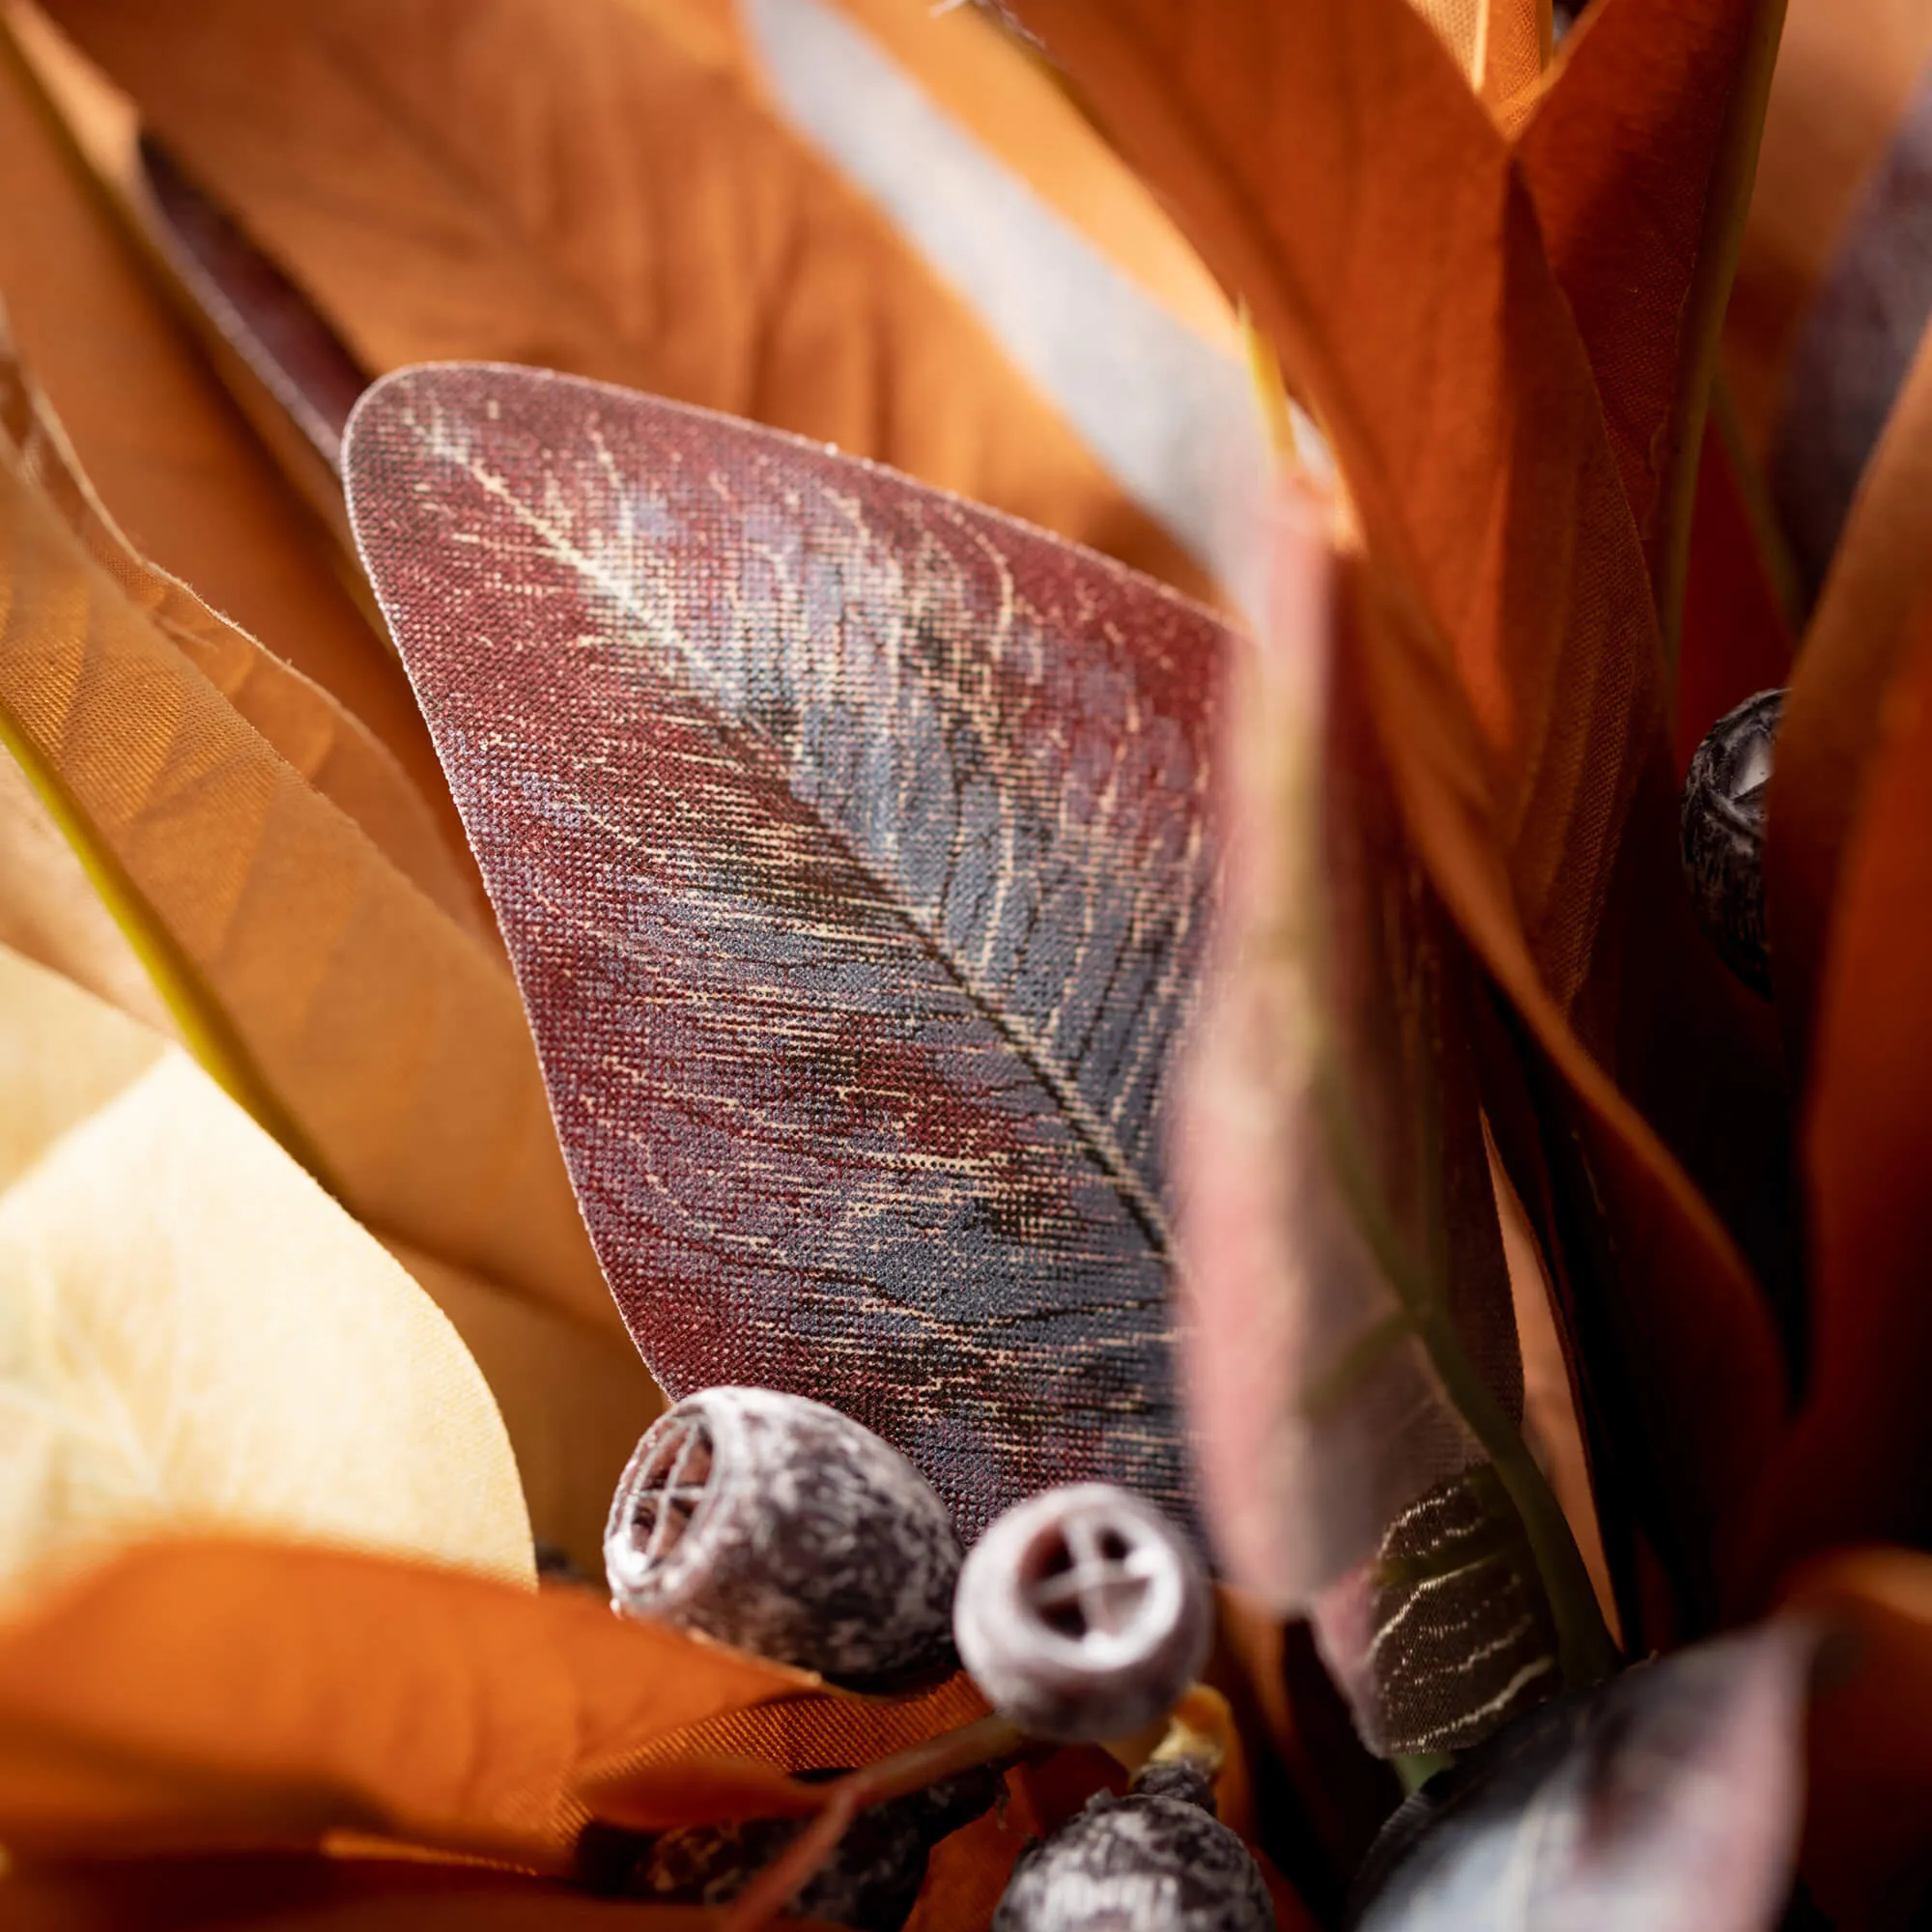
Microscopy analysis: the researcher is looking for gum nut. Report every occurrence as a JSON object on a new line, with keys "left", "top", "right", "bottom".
{"left": 1680, "top": 687, "right": 1784, "bottom": 997}
{"left": 604, "top": 1386, "right": 962, "bottom": 1686}
{"left": 952, "top": 1483, "right": 1211, "bottom": 1742}
{"left": 992, "top": 1792, "right": 1275, "bottom": 1932}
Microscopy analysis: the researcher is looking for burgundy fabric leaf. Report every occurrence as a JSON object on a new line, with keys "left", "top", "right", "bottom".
{"left": 342, "top": 364, "right": 1231, "bottom": 1537}
{"left": 1346, "top": 1624, "right": 1814, "bottom": 1931}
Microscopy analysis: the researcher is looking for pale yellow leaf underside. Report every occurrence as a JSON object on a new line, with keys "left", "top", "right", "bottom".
{"left": 0, "top": 943, "right": 535, "bottom": 1607}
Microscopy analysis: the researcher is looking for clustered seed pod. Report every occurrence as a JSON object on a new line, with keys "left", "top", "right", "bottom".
{"left": 605, "top": 1386, "right": 961, "bottom": 1686}
{"left": 1680, "top": 688, "right": 1784, "bottom": 996}
{"left": 590, "top": 1767, "right": 1004, "bottom": 1932}
{"left": 952, "top": 1483, "right": 1211, "bottom": 1743}
{"left": 991, "top": 1779, "right": 1275, "bottom": 1932}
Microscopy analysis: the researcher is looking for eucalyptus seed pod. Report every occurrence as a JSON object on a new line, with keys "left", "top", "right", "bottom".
{"left": 992, "top": 1790, "right": 1274, "bottom": 1932}
{"left": 1681, "top": 688, "right": 1784, "bottom": 996}
{"left": 605, "top": 1387, "right": 961, "bottom": 1686}
{"left": 953, "top": 1484, "right": 1210, "bottom": 1742}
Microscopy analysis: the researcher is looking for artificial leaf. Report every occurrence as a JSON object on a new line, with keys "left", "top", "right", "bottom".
{"left": 1765, "top": 318, "right": 1932, "bottom": 1055}
{"left": 0, "top": 943, "right": 535, "bottom": 1601}
{"left": 0, "top": 8, "right": 460, "bottom": 838}
{"left": 1012, "top": 0, "right": 1664, "bottom": 1011}
{"left": 1516, "top": 0, "right": 1781, "bottom": 649}
{"left": 1771, "top": 71, "right": 1932, "bottom": 600}
{"left": 1748, "top": 606, "right": 1932, "bottom": 1585}
{"left": 1347, "top": 559, "right": 1784, "bottom": 1626}
{"left": 1408, "top": 0, "right": 1548, "bottom": 110}
{"left": 1173, "top": 504, "right": 1576, "bottom": 1751}
{"left": 0, "top": 313, "right": 484, "bottom": 933}
{"left": 345, "top": 362, "right": 1226, "bottom": 1539}
{"left": 1779, "top": 1548, "right": 1932, "bottom": 1926}
{"left": 0, "top": 429, "right": 614, "bottom": 1344}
{"left": 730, "top": 0, "right": 1268, "bottom": 604}
{"left": 1344, "top": 1625, "right": 1811, "bottom": 1930}
{"left": 38, "top": 0, "right": 1210, "bottom": 598}
{"left": 0, "top": 1858, "right": 803, "bottom": 1932}
{"left": 1726, "top": 0, "right": 1932, "bottom": 459}
{"left": 0, "top": 1538, "right": 811, "bottom": 1863}
{"left": 0, "top": 741, "right": 177, "bottom": 1032}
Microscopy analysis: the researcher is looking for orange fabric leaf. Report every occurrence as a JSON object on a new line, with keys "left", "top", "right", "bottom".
{"left": 0, "top": 1539, "right": 813, "bottom": 1864}
{"left": 1767, "top": 323, "right": 1932, "bottom": 1058}
{"left": 1778, "top": 1548, "right": 1932, "bottom": 1926}
{"left": 1014, "top": 0, "right": 1662, "bottom": 1009}
{"left": 0, "top": 442, "right": 612, "bottom": 1340}
{"left": 1, "top": 1855, "right": 823, "bottom": 1931}
{"left": 0, "top": 20, "right": 460, "bottom": 846}
{"left": 37, "top": 0, "right": 1207, "bottom": 600}
{"left": 1347, "top": 558, "right": 1784, "bottom": 1619}
{"left": 1747, "top": 606, "right": 1932, "bottom": 1586}
{"left": 0, "top": 325, "right": 485, "bottom": 935}
{"left": 1516, "top": 0, "right": 1776, "bottom": 620}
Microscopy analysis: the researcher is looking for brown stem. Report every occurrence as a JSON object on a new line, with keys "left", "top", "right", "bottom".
{"left": 719, "top": 1714, "right": 1027, "bottom": 1932}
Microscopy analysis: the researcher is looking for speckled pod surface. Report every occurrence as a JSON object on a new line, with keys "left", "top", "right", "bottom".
{"left": 953, "top": 1483, "right": 1209, "bottom": 1742}
{"left": 605, "top": 1386, "right": 962, "bottom": 1686}
{"left": 993, "top": 1791, "right": 1275, "bottom": 1932}
{"left": 1680, "top": 689, "right": 1784, "bottom": 996}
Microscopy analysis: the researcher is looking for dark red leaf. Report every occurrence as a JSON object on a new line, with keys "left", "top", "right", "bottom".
{"left": 344, "top": 364, "right": 1231, "bottom": 1539}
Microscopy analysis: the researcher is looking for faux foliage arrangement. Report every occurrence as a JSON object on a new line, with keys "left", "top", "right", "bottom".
{"left": 0, "top": 0, "right": 1929, "bottom": 1926}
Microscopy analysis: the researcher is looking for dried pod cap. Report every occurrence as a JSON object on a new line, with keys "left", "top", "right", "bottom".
{"left": 1681, "top": 688, "right": 1784, "bottom": 996}
{"left": 953, "top": 1483, "right": 1211, "bottom": 1742}
{"left": 605, "top": 1386, "right": 962, "bottom": 1686}
{"left": 992, "top": 1791, "right": 1274, "bottom": 1932}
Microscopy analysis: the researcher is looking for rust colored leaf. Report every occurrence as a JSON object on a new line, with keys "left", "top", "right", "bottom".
{"left": 1748, "top": 607, "right": 1932, "bottom": 1584}
{"left": 0, "top": 1538, "right": 810, "bottom": 1863}
{"left": 39, "top": 0, "right": 1208, "bottom": 598}
{"left": 1778, "top": 1548, "right": 1932, "bottom": 1926}
{"left": 0, "top": 1858, "right": 790, "bottom": 1932}
{"left": 1348, "top": 558, "right": 1784, "bottom": 1625}
{"left": 1516, "top": 0, "right": 1780, "bottom": 649}
{"left": 1767, "top": 323, "right": 1932, "bottom": 1054}
{"left": 1012, "top": 0, "right": 1663, "bottom": 1010}
{"left": 0, "top": 13, "right": 458, "bottom": 835}
{"left": 346, "top": 364, "right": 1229, "bottom": 1539}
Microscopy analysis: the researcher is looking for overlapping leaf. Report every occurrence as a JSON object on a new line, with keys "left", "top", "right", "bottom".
{"left": 0, "top": 11, "right": 452, "bottom": 815}
{"left": 38, "top": 0, "right": 1208, "bottom": 598}
{"left": 345, "top": 363, "right": 1231, "bottom": 1539}
{"left": 0, "top": 944, "right": 535, "bottom": 1599}
{"left": 1767, "top": 324, "right": 1932, "bottom": 1053}
{"left": 1009, "top": 0, "right": 1786, "bottom": 1622}
{"left": 1012, "top": 0, "right": 1662, "bottom": 1009}
{"left": 1175, "top": 510, "right": 1581, "bottom": 1751}
{"left": 1749, "top": 607, "right": 1932, "bottom": 1585}
{"left": 0, "top": 1539, "right": 812, "bottom": 1861}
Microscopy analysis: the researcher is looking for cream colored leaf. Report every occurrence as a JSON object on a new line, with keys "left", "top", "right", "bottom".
{"left": 0, "top": 942, "right": 534, "bottom": 1605}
